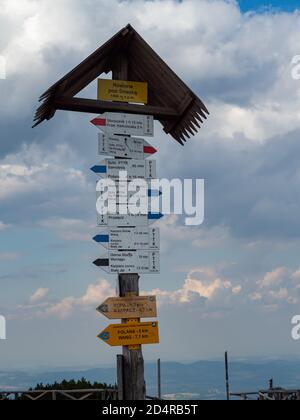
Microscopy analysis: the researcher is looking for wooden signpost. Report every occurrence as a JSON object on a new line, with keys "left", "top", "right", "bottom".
{"left": 93, "top": 66, "right": 161, "bottom": 400}
{"left": 34, "top": 25, "right": 209, "bottom": 401}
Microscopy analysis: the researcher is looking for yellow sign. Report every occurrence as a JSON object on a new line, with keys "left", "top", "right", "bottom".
{"left": 98, "top": 321, "right": 159, "bottom": 347}
{"left": 98, "top": 79, "right": 148, "bottom": 104}
{"left": 97, "top": 296, "right": 157, "bottom": 320}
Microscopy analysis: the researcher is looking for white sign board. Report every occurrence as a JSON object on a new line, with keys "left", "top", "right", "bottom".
{"left": 95, "top": 251, "right": 160, "bottom": 274}
{"left": 97, "top": 183, "right": 160, "bottom": 203}
{"left": 97, "top": 212, "right": 162, "bottom": 228}
{"left": 95, "top": 159, "right": 156, "bottom": 180}
{"left": 98, "top": 133, "right": 157, "bottom": 160}
{"left": 91, "top": 113, "right": 154, "bottom": 137}
{"left": 95, "top": 227, "right": 160, "bottom": 250}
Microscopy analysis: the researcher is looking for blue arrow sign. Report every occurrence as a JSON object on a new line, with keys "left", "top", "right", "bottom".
{"left": 91, "top": 165, "right": 107, "bottom": 174}
{"left": 148, "top": 190, "right": 162, "bottom": 197}
{"left": 93, "top": 234, "right": 109, "bottom": 244}
{"left": 148, "top": 213, "right": 164, "bottom": 221}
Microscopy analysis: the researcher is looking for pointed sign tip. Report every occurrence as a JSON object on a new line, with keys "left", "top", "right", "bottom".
{"left": 93, "top": 235, "right": 109, "bottom": 244}
{"left": 90, "top": 165, "right": 106, "bottom": 174}
{"left": 144, "top": 146, "right": 157, "bottom": 155}
{"left": 91, "top": 117, "right": 106, "bottom": 127}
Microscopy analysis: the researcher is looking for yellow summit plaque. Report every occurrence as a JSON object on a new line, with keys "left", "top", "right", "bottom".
{"left": 98, "top": 79, "right": 148, "bottom": 104}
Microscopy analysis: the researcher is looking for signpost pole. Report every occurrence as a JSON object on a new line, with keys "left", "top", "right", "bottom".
{"left": 118, "top": 273, "right": 145, "bottom": 400}
{"left": 117, "top": 354, "right": 124, "bottom": 401}
{"left": 114, "top": 57, "right": 146, "bottom": 401}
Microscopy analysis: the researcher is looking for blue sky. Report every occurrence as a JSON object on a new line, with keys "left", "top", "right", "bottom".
{"left": 239, "top": 0, "right": 300, "bottom": 12}
{"left": 1, "top": 0, "right": 300, "bottom": 370}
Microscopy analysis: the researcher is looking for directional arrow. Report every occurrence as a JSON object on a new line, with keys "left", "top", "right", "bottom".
{"left": 93, "top": 227, "right": 160, "bottom": 250}
{"left": 97, "top": 296, "right": 157, "bottom": 319}
{"left": 148, "top": 213, "right": 164, "bottom": 221}
{"left": 93, "top": 234, "right": 110, "bottom": 245}
{"left": 97, "top": 321, "right": 159, "bottom": 347}
{"left": 98, "top": 133, "right": 157, "bottom": 160}
{"left": 93, "top": 251, "right": 160, "bottom": 274}
{"left": 91, "top": 165, "right": 106, "bottom": 174}
{"left": 91, "top": 113, "right": 154, "bottom": 137}
{"left": 148, "top": 189, "right": 162, "bottom": 197}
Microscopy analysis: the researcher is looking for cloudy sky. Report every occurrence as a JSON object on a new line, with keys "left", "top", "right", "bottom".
{"left": 1, "top": 0, "right": 300, "bottom": 369}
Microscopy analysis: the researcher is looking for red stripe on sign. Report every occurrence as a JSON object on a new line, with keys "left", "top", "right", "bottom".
{"left": 144, "top": 146, "right": 157, "bottom": 155}
{"left": 91, "top": 118, "right": 106, "bottom": 127}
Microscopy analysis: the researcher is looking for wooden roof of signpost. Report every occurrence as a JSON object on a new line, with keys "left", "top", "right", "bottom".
{"left": 33, "top": 24, "right": 209, "bottom": 145}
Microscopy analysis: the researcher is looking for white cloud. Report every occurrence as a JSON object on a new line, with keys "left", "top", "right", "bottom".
{"left": 0, "top": 143, "right": 87, "bottom": 200}
{"left": 249, "top": 292, "right": 263, "bottom": 302}
{"left": 158, "top": 215, "right": 229, "bottom": 251}
{"left": 43, "top": 280, "right": 114, "bottom": 319}
{"left": 250, "top": 266, "right": 300, "bottom": 307}
{"left": 22, "top": 268, "right": 241, "bottom": 319}
{"left": 45, "top": 297, "right": 76, "bottom": 320}
{"left": 78, "top": 281, "right": 116, "bottom": 307}
{"left": 0, "top": 143, "right": 92, "bottom": 225}
{"left": 269, "top": 288, "right": 289, "bottom": 301}
{"left": 30, "top": 288, "right": 49, "bottom": 303}
{"left": 40, "top": 218, "right": 91, "bottom": 242}
{"left": 0, "top": 0, "right": 300, "bottom": 145}
{"left": 12, "top": 264, "right": 300, "bottom": 321}
{"left": 257, "top": 267, "right": 288, "bottom": 289}
{"left": 0, "top": 221, "right": 11, "bottom": 231}
{"left": 291, "top": 268, "right": 300, "bottom": 280}
{"left": 144, "top": 267, "right": 241, "bottom": 306}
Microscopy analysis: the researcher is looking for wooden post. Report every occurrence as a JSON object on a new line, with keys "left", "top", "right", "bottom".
{"left": 117, "top": 354, "right": 124, "bottom": 400}
{"left": 225, "top": 351, "right": 230, "bottom": 401}
{"left": 114, "top": 55, "right": 146, "bottom": 401}
{"left": 118, "top": 274, "right": 146, "bottom": 400}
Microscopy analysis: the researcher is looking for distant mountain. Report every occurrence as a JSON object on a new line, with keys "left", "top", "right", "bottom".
{"left": 1, "top": 360, "right": 300, "bottom": 400}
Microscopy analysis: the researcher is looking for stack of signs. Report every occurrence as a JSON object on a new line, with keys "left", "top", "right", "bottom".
{"left": 91, "top": 79, "right": 161, "bottom": 348}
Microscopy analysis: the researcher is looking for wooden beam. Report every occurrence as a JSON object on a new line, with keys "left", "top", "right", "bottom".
{"left": 55, "top": 96, "right": 180, "bottom": 120}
